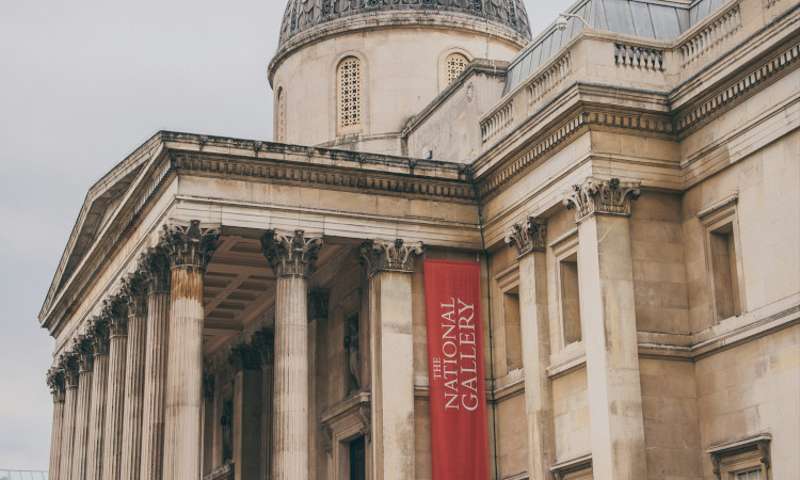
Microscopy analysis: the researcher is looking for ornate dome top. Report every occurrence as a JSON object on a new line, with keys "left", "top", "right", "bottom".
{"left": 278, "top": 0, "right": 532, "bottom": 49}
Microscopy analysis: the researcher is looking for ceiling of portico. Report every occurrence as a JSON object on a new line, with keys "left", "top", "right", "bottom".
{"left": 202, "top": 233, "right": 353, "bottom": 354}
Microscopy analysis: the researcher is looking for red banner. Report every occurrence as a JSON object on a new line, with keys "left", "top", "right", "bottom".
{"left": 423, "top": 259, "right": 489, "bottom": 480}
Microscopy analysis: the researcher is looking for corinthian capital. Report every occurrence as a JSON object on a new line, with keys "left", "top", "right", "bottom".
{"left": 161, "top": 220, "right": 220, "bottom": 271}
{"left": 360, "top": 239, "right": 424, "bottom": 277}
{"left": 62, "top": 352, "right": 80, "bottom": 389}
{"left": 88, "top": 317, "right": 110, "bottom": 356}
{"left": 47, "top": 367, "right": 66, "bottom": 402}
{"left": 103, "top": 295, "right": 129, "bottom": 337}
{"left": 505, "top": 216, "right": 547, "bottom": 257}
{"left": 141, "top": 246, "right": 171, "bottom": 294}
{"left": 563, "top": 177, "right": 641, "bottom": 222}
{"left": 76, "top": 335, "right": 95, "bottom": 373}
{"left": 121, "top": 270, "right": 148, "bottom": 318}
{"left": 260, "top": 229, "right": 323, "bottom": 278}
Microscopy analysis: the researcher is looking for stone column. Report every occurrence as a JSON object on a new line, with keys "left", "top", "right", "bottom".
{"left": 261, "top": 229, "right": 323, "bottom": 480}
{"left": 360, "top": 239, "right": 423, "bottom": 480}
{"left": 140, "top": 248, "right": 172, "bottom": 480}
{"left": 254, "top": 330, "right": 274, "bottom": 480}
{"left": 59, "top": 352, "right": 79, "bottom": 480}
{"left": 86, "top": 320, "right": 110, "bottom": 480}
{"left": 506, "top": 218, "right": 556, "bottom": 480}
{"left": 71, "top": 336, "right": 94, "bottom": 480}
{"left": 47, "top": 368, "right": 66, "bottom": 480}
{"left": 307, "top": 290, "right": 328, "bottom": 480}
{"left": 120, "top": 272, "right": 148, "bottom": 480}
{"left": 564, "top": 177, "right": 648, "bottom": 479}
{"left": 102, "top": 297, "right": 129, "bottom": 480}
{"left": 230, "top": 343, "right": 264, "bottom": 480}
{"left": 161, "top": 220, "right": 219, "bottom": 480}
{"left": 202, "top": 373, "right": 215, "bottom": 477}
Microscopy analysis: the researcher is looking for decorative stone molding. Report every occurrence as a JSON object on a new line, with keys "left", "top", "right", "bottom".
{"left": 308, "top": 288, "right": 330, "bottom": 321}
{"left": 76, "top": 336, "right": 95, "bottom": 373}
{"left": 360, "top": 239, "right": 424, "bottom": 277}
{"left": 550, "top": 453, "right": 592, "bottom": 480}
{"left": 141, "top": 246, "right": 171, "bottom": 294}
{"left": 161, "top": 220, "right": 220, "bottom": 272}
{"left": 504, "top": 216, "right": 547, "bottom": 257}
{"left": 260, "top": 229, "right": 323, "bottom": 278}
{"left": 320, "top": 392, "right": 371, "bottom": 456}
{"left": 252, "top": 330, "right": 274, "bottom": 365}
{"left": 228, "top": 343, "right": 261, "bottom": 372}
{"left": 47, "top": 367, "right": 66, "bottom": 402}
{"left": 563, "top": 177, "right": 641, "bottom": 222}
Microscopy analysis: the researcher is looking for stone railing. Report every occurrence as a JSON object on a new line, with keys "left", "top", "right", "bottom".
{"left": 480, "top": 100, "right": 514, "bottom": 144}
{"left": 614, "top": 43, "right": 664, "bottom": 72}
{"left": 528, "top": 52, "right": 572, "bottom": 109}
{"left": 678, "top": 2, "right": 742, "bottom": 67}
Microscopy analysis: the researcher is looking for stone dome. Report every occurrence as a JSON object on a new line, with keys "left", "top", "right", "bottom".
{"left": 278, "top": 0, "right": 532, "bottom": 49}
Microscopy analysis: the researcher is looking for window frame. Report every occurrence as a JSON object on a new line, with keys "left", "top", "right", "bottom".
{"left": 551, "top": 230, "right": 582, "bottom": 350}
{"left": 438, "top": 48, "right": 472, "bottom": 91}
{"left": 336, "top": 55, "right": 364, "bottom": 135}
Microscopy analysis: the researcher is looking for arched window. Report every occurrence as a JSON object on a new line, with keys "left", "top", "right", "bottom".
{"left": 446, "top": 53, "right": 469, "bottom": 85}
{"left": 275, "top": 87, "right": 287, "bottom": 142}
{"left": 337, "top": 56, "right": 362, "bottom": 130}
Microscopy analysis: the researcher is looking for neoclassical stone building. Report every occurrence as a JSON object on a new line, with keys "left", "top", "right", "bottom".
{"left": 41, "top": 0, "right": 799, "bottom": 479}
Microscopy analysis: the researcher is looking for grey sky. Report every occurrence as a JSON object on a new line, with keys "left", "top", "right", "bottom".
{"left": 0, "top": 0, "right": 564, "bottom": 468}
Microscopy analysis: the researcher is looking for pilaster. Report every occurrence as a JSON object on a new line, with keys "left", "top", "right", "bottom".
{"left": 308, "top": 289, "right": 329, "bottom": 480}
{"left": 230, "top": 343, "right": 263, "bottom": 480}
{"left": 120, "top": 272, "right": 149, "bottom": 480}
{"left": 505, "top": 217, "right": 556, "bottom": 480}
{"left": 360, "top": 238, "right": 423, "bottom": 480}
{"left": 140, "top": 247, "right": 171, "bottom": 480}
{"left": 261, "top": 229, "right": 322, "bottom": 480}
{"left": 254, "top": 330, "right": 275, "bottom": 480}
{"left": 86, "top": 319, "right": 110, "bottom": 480}
{"left": 161, "top": 220, "right": 219, "bottom": 480}
{"left": 563, "top": 177, "right": 648, "bottom": 479}
{"left": 47, "top": 368, "right": 66, "bottom": 480}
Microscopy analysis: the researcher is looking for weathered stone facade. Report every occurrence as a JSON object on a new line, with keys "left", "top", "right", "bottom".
{"left": 41, "top": 0, "right": 799, "bottom": 479}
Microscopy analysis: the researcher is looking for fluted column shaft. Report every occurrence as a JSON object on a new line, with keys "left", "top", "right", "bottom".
{"left": 140, "top": 287, "right": 170, "bottom": 480}
{"left": 162, "top": 266, "right": 206, "bottom": 479}
{"left": 47, "top": 371, "right": 66, "bottom": 480}
{"left": 120, "top": 292, "right": 148, "bottom": 480}
{"left": 48, "top": 396, "right": 65, "bottom": 480}
{"left": 273, "top": 274, "right": 310, "bottom": 480}
{"left": 259, "top": 350, "right": 274, "bottom": 480}
{"left": 86, "top": 347, "right": 109, "bottom": 480}
{"left": 59, "top": 360, "right": 79, "bottom": 480}
{"left": 102, "top": 323, "right": 129, "bottom": 479}
{"left": 71, "top": 353, "right": 94, "bottom": 480}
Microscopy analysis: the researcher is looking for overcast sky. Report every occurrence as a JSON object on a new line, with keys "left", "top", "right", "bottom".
{"left": 0, "top": 0, "right": 564, "bottom": 469}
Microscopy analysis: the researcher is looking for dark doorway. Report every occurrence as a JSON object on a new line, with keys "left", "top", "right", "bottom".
{"left": 349, "top": 436, "right": 366, "bottom": 480}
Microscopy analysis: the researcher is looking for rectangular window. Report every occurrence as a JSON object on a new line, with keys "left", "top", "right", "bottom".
{"left": 735, "top": 469, "right": 762, "bottom": 480}
{"left": 503, "top": 289, "right": 523, "bottom": 371}
{"left": 349, "top": 436, "right": 366, "bottom": 480}
{"left": 710, "top": 222, "right": 741, "bottom": 321}
{"left": 559, "top": 252, "right": 582, "bottom": 345}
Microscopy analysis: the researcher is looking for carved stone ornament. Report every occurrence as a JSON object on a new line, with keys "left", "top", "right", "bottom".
{"left": 252, "top": 329, "right": 274, "bottom": 366}
{"left": 161, "top": 220, "right": 220, "bottom": 271}
{"left": 228, "top": 343, "right": 261, "bottom": 371}
{"left": 360, "top": 239, "right": 424, "bottom": 277}
{"left": 62, "top": 352, "right": 80, "bottom": 389}
{"left": 260, "top": 229, "right": 323, "bottom": 278}
{"left": 142, "top": 246, "right": 171, "bottom": 294}
{"left": 563, "top": 177, "right": 641, "bottom": 222}
{"left": 505, "top": 216, "right": 547, "bottom": 257}
{"left": 89, "top": 317, "right": 110, "bottom": 356}
{"left": 47, "top": 367, "right": 66, "bottom": 402}
{"left": 76, "top": 335, "right": 95, "bottom": 373}
{"left": 121, "top": 270, "right": 148, "bottom": 318}
{"left": 104, "top": 295, "right": 129, "bottom": 337}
